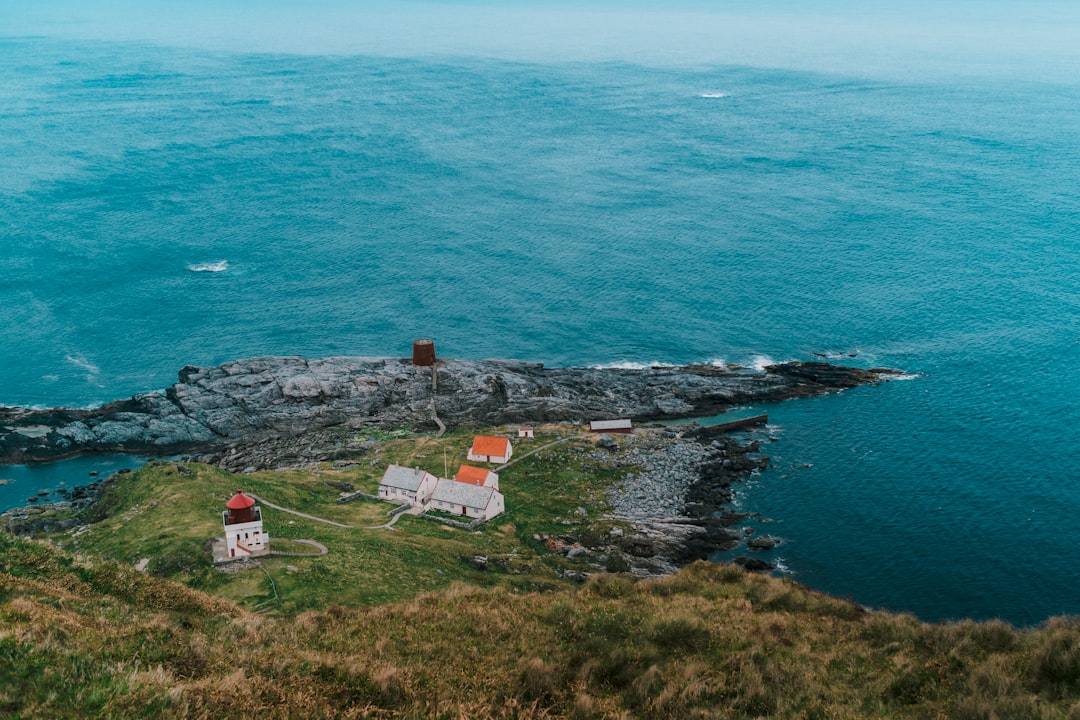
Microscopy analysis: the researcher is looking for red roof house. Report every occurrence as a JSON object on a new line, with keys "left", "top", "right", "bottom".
{"left": 454, "top": 464, "right": 500, "bottom": 489}
{"left": 467, "top": 435, "right": 513, "bottom": 464}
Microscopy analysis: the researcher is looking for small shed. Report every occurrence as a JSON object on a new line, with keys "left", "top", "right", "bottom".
{"left": 518, "top": 427, "right": 534, "bottom": 439}
{"left": 467, "top": 435, "right": 513, "bottom": 464}
{"left": 379, "top": 464, "right": 439, "bottom": 506}
{"left": 429, "top": 480, "right": 505, "bottom": 521}
{"left": 589, "top": 419, "right": 633, "bottom": 434}
{"left": 455, "top": 465, "right": 499, "bottom": 489}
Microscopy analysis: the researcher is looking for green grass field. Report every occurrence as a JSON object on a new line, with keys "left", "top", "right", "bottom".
{"left": 40, "top": 425, "right": 631, "bottom": 613}
{"left": 5, "top": 426, "right": 1080, "bottom": 717}
{"left": 3, "top": 529, "right": 1079, "bottom": 719}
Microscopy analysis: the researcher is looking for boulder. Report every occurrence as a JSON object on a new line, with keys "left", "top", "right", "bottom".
{"left": 747, "top": 535, "right": 782, "bottom": 551}
{"left": 734, "top": 556, "right": 776, "bottom": 572}
{"left": 596, "top": 434, "right": 618, "bottom": 450}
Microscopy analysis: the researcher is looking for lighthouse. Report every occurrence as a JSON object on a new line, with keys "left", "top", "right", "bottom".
{"left": 222, "top": 490, "right": 269, "bottom": 558}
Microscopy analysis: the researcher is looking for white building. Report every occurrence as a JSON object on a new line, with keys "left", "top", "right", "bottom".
{"left": 454, "top": 464, "right": 499, "bottom": 489}
{"left": 222, "top": 490, "right": 270, "bottom": 559}
{"left": 429, "top": 479, "right": 505, "bottom": 521}
{"left": 379, "top": 464, "right": 439, "bottom": 506}
{"left": 467, "top": 435, "right": 513, "bottom": 464}
{"left": 518, "top": 427, "right": 534, "bottom": 438}
{"left": 589, "top": 418, "right": 633, "bottom": 434}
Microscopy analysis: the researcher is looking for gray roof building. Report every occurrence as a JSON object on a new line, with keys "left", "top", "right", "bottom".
{"left": 430, "top": 479, "right": 499, "bottom": 511}
{"left": 380, "top": 464, "right": 436, "bottom": 492}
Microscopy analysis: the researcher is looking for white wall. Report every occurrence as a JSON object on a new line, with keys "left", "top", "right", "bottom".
{"left": 224, "top": 517, "right": 269, "bottom": 557}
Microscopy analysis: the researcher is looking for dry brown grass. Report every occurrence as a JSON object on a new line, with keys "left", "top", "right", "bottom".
{"left": 4, "top": 532, "right": 1080, "bottom": 719}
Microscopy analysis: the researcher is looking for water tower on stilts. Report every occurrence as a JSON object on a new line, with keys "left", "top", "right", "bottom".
{"left": 412, "top": 338, "right": 436, "bottom": 367}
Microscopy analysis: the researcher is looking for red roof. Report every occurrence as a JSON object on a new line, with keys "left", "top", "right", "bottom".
{"left": 471, "top": 435, "right": 510, "bottom": 457}
{"left": 226, "top": 490, "right": 256, "bottom": 510}
{"left": 455, "top": 465, "right": 492, "bottom": 486}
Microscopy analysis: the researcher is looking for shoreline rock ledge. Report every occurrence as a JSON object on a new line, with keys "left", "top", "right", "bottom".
{"left": 0, "top": 356, "right": 890, "bottom": 464}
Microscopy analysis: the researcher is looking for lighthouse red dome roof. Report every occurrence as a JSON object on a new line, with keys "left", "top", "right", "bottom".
{"left": 226, "top": 490, "right": 256, "bottom": 510}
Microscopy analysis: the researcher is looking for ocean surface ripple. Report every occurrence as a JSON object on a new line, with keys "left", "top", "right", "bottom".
{"left": 1, "top": 38, "right": 1078, "bottom": 625}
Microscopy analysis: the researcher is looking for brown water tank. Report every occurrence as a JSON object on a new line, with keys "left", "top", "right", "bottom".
{"left": 412, "top": 339, "right": 436, "bottom": 366}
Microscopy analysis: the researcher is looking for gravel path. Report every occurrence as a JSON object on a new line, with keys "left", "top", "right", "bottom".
{"left": 249, "top": 491, "right": 415, "bottom": 531}
{"left": 246, "top": 493, "right": 352, "bottom": 528}
{"left": 495, "top": 436, "right": 572, "bottom": 472}
{"left": 270, "top": 538, "right": 329, "bottom": 557}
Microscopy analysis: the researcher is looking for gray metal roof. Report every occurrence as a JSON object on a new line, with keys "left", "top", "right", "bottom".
{"left": 380, "top": 464, "right": 434, "bottom": 492}
{"left": 430, "top": 479, "right": 499, "bottom": 510}
{"left": 590, "top": 418, "right": 632, "bottom": 430}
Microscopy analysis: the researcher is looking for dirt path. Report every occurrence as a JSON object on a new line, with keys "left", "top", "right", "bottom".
{"left": 248, "top": 491, "right": 415, "bottom": 532}
{"left": 495, "top": 436, "right": 573, "bottom": 472}
{"left": 358, "top": 504, "right": 424, "bottom": 530}
{"left": 246, "top": 493, "right": 353, "bottom": 528}
{"left": 270, "top": 538, "right": 329, "bottom": 557}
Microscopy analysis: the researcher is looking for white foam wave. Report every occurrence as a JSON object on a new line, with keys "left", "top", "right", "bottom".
{"left": 187, "top": 260, "right": 230, "bottom": 273}
{"left": 594, "top": 355, "right": 810, "bottom": 373}
{"left": 750, "top": 354, "right": 778, "bottom": 371}
{"left": 64, "top": 354, "right": 103, "bottom": 388}
{"left": 811, "top": 349, "right": 862, "bottom": 360}
{"left": 881, "top": 372, "right": 922, "bottom": 382}
{"left": 698, "top": 92, "right": 729, "bottom": 98}
{"left": 65, "top": 354, "right": 100, "bottom": 376}
{"left": 591, "top": 361, "right": 678, "bottom": 370}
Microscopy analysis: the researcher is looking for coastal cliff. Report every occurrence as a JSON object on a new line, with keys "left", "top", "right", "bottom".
{"left": 0, "top": 356, "right": 885, "bottom": 464}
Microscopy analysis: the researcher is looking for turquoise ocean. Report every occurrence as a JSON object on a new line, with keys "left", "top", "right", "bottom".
{"left": 1, "top": 28, "right": 1078, "bottom": 625}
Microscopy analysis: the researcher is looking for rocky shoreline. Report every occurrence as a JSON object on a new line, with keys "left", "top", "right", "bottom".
{"left": 3, "top": 425, "right": 781, "bottom": 573}
{"left": 541, "top": 425, "right": 785, "bottom": 576}
{"left": 0, "top": 355, "right": 888, "bottom": 465}
{"left": 2, "top": 470, "right": 125, "bottom": 536}
{"left": 1, "top": 355, "right": 896, "bottom": 575}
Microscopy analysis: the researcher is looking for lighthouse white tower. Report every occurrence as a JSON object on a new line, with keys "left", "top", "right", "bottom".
{"left": 222, "top": 490, "right": 269, "bottom": 558}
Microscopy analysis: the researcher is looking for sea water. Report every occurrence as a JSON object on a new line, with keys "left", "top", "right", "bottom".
{"left": 1, "top": 36, "right": 1078, "bottom": 625}
{"left": 0, "top": 454, "right": 147, "bottom": 515}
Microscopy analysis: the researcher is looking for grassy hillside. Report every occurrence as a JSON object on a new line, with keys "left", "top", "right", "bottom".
{"left": 5, "top": 426, "right": 1079, "bottom": 718}
{"left": 3, "top": 531, "right": 1080, "bottom": 719}
{"left": 26, "top": 426, "right": 628, "bottom": 613}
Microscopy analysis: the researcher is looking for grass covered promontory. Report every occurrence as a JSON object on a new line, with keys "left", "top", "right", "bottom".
{"left": 5, "top": 424, "right": 1080, "bottom": 718}
{"left": 3, "top": 530, "right": 1080, "bottom": 719}
{"left": 16, "top": 425, "right": 637, "bottom": 612}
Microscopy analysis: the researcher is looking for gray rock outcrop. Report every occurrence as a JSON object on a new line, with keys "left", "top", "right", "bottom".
{"left": 0, "top": 356, "right": 885, "bottom": 464}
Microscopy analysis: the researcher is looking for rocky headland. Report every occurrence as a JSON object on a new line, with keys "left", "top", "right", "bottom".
{"left": 541, "top": 426, "right": 785, "bottom": 577}
{"left": 0, "top": 356, "right": 888, "bottom": 465}
{"left": 1, "top": 355, "right": 899, "bottom": 576}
